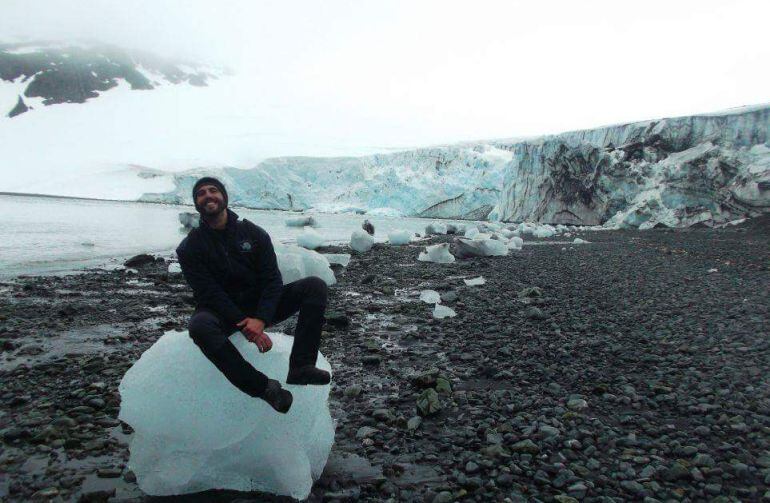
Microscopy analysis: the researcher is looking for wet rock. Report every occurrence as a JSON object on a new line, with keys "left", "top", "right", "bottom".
{"left": 511, "top": 439, "right": 540, "bottom": 454}
{"left": 416, "top": 388, "right": 442, "bottom": 417}
{"left": 525, "top": 306, "right": 547, "bottom": 320}
{"left": 124, "top": 254, "right": 155, "bottom": 268}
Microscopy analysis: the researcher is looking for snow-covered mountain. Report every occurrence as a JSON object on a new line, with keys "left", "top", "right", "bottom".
{"left": 0, "top": 40, "right": 219, "bottom": 118}
{"left": 0, "top": 40, "right": 767, "bottom": 228}
{"left": 145, "top": 105, "right": 770, "bottom": 228}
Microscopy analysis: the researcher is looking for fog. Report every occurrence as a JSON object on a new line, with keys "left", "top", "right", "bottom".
{"left": 2, "top": 0, "right": 769, "bottom": 151}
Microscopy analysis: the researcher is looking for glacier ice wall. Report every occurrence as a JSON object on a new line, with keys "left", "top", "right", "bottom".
{"left": 143, "top": 105, "right": 770, "bottom": 227}
{"left": 492, "top": 106, "right": 770, "bottom": 227}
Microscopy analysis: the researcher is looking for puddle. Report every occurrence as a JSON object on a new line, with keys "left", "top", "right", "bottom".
{"left": 0, "top": 324, "right": 128, "bottom": 371}
{"left": 125, "top": 280, "right": 154, "bottom": 287}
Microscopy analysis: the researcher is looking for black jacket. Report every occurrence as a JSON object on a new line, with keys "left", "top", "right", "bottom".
{"left": 176, "top": 209, "right": 283, "bottom": 326}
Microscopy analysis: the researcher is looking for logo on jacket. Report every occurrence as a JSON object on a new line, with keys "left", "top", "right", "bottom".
{"left": 240, "top": 241, "right": 252, "bottom": 251}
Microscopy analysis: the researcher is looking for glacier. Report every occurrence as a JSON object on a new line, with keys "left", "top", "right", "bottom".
{"left": 141, "top": 105, "right": 769, "bottom": 228}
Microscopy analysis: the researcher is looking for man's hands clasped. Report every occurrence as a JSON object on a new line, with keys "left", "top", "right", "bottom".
{"left": 236, "top": 317, "right": 272, "bottom": 353}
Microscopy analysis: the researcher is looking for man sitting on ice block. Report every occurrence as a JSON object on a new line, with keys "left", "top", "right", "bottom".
{"left": 176, "top": 177, "right": 331, "bottom": 414}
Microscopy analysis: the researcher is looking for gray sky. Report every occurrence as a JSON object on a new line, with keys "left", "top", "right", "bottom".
{"left": 2, "top": 0, "right": 769, "bottom": 150}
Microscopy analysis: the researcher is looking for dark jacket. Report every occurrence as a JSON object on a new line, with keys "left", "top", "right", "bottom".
{"left": 176, "top": 209, "right": 283, "bottom": 326}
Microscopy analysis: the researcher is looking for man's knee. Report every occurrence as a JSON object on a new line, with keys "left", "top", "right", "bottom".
{"left": 189, "top": 310, "right": 227, "bottom": 351}
{"left": 302, "top": 276, "right": 328, "bottom": 306}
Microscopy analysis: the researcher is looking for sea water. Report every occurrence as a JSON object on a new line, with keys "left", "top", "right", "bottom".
{"left": 0, "top": 194, "right": 461, "bottom": 276}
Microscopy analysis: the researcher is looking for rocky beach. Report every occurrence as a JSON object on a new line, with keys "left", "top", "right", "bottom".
{"left": 1, "top": 219, "right": 769, "bottom": 502}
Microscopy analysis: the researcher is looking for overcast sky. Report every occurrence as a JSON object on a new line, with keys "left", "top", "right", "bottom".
{"left": 2, "top": 0, "right": 769, "bottom": 153}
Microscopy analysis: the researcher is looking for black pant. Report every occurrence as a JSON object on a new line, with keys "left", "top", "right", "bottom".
{"left": 188, "top": 276, "right": 328, "bottom": 398}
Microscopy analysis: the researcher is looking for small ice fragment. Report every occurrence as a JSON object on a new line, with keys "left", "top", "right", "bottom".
{"left": 167, "top": 262, "right": 182, "bottom": 274}
{"left": 464, "top": 276, "right": 485, "bottom": 286}
{"left": 573, "top": 238, "right": 589, "bottom": 244}
{"left": 464, "top": 226, "right": 479, "bottom": 239}
{"left": 350, "top": 230, "right": 374, "bottom": 253}
{"left": 419, "top": 290, "right": 441, "bottom": 304}
{"left": 285, "top": 216, "right": 317, "bottom": 227}
{"left": 533, "top": 225, "right": 556, "bottom": 238}
{"left": 707, "top": 268, "right": 718, "bottom": 273}
{"left": 275, "top": 244, "right": 336, "bottom": 285}
{"left": 296, "top": 229, "right": 325, "bottom": 250}
{"left": 507, "top": 236, "right": 524, "bottom": 250}
{"left": 417, "top": 243, "right": 455, "bottom": 264}
{"left": 432, "top": 304, "right": 456, "bottom": 319}
{"left": 388, "top": 229, "right": 412, "bottom": 245}
{"left": 323, "top": 254, "right": 350, "bottom": 267}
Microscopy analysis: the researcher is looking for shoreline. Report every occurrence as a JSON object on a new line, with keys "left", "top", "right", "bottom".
{"left": 1, "top": 223, "right": 769, "bottom": 501}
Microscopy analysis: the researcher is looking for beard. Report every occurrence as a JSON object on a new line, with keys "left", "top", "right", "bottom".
{"left": 199, "top": 198, "right": 225, "bottom": 217}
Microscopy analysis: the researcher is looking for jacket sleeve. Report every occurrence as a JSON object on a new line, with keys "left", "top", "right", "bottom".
{"left": 248, "top": 223, "right": 283, "bottom": 325}
{"left": 177, "top": 243, "right": 247, "bottom": 326}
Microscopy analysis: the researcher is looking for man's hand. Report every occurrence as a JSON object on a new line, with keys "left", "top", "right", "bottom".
{"left": 236, "top": 317, "right": 272, "bottom": 353}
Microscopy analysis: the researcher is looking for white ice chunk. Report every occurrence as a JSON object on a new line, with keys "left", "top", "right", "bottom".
{"left": 507, "top": 236, "right": 524, "bottom": 250}
{"left": 573, "top": 238, "right": 589, "bottom": 244}
{"left": 417, "top": 243, "right": 456, "bottom": 264}
{"left": 167, "top": 262, "right": 182, "bottom": 274}
{"left": 285, "top": 216, "right": 317, "bottom": 227}
{"left": 350, "top": 229, "right": 374, "bottom": 253}
{"left": 118, "top": 330, "right": 334, "bottom": 499}
{"left": 532, "top": 225, "right": 556, "bottom": 238}
{"left": 455, "top": 238, "right": 509, "bottom": 258}
{"left": 323, "top": 253, "right": 351, "bottom": 267}
{"left": 432, "top": 304, "right": 457, "bottom": 319}
{"left": 464, "top": 226, "right": 479, "bottom": 239}
{"left": 464, "top": 276, "right": 486, "bottom": 286}
{"left": 296, "top": 229, "right": 326, "bottom": 250}
{"left": 425, "top": 222, "right": 448, "bottom": 235}
{"left": 388, "top": 229, "right": 412, "bottom": 245}
{"left": 275, "top": 244, "right": 336, "bottom": 285}
{"left": 419, "top": 290, "right": 441, "bottom": 304}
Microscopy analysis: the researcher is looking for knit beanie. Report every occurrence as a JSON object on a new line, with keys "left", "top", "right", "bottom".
{"left": 192, "top": 177, "right": 228, "bottom": 212}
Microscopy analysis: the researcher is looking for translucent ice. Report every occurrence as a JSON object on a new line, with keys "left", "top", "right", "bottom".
{"left": 167, "top": 262, "right": 182, "bottom": 274}
{"left": 573, "top": 238, "right": 589, "bottom": 244}
{"left": 464, "top": 276, "right": 486, "bottom": 286}
{"left": 350, "top": 229, "right": 374, "bottom": 253}
{"left": 419, "top": 290, "right": 441, "bottom": 304}
{"left": 532, "top": 225, "right": 556, "bottom": 238}
{"left": 388, "top": 229, "right": 412, "bottom": 245}
{"left": 507, "top": 236, "right": 524, "bottom": 250}
{"left": 417, "top": 243, "right": 455, "bottom": 264}
{"left": 323, "top": 253, "right": 351, "bottom": 267}
{"left": 285, "top": 216, "right": 317, "bottom": 227}
{"left": 454, "top": 238, "right": 508, "bottom": 258}
{"left": 296, "top": 228, "right": 326, "bottom": 250}
{"left": 118, "top": 330, "right": 334, "bottom": 499}
{"left": 464, "top": 226, "right": 479, "bottom": 239}
{"left": 432, "top": 304, "right": 457, "bottom": 319}
{"left": 275, "top": 244, "right": 336, "bottom": 285}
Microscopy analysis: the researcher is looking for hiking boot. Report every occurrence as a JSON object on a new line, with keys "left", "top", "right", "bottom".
{"left": 262, "top": 379, "right": 293, "bottom": 413}
{"left": 286, "top": 365, "right": 331, "bottom": 385}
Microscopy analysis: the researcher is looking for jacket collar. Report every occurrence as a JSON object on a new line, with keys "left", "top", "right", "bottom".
{"left": 199, "top": 208, "right": 239, "bottom": 237}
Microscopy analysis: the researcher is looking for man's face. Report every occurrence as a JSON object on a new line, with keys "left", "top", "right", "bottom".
{"left": 195, "top": 184, "right": 225, "bottom": 216}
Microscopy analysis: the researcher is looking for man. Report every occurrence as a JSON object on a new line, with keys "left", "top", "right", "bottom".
{"left": 177, "top": 177, "right": 331, "bottom": 414}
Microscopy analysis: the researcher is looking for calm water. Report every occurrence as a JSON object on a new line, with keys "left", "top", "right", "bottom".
{"left": 0, "top": 194, "right": 461, "bottom": 277}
